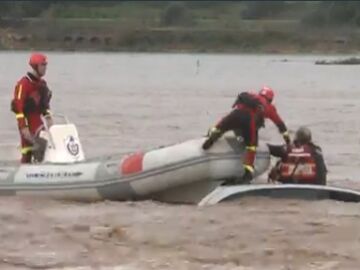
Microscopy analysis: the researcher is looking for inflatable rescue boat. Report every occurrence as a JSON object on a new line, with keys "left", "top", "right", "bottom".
{"left": 0, "top": 115, "right": 271, "bottom": 203}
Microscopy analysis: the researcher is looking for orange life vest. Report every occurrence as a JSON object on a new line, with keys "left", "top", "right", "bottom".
{"left": 280, "top": 145, "right": 317, "bottom": 182}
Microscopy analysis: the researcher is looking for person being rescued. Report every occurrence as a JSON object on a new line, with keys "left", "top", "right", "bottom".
{"left": 267, "top": 126, "right": 327, "bottom": 185}
{"left": 10, "top": 53, "right": 53, "bottom": 164}
{"left": 202, "top": 86, "right": 290, "bottom": 184}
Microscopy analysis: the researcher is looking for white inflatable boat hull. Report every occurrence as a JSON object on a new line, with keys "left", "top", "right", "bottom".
{"left": 0, "top": 135, "right": 271, "bottom": 203}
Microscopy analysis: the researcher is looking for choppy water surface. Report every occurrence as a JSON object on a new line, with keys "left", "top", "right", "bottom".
{"left": 0, "top": 52, "right": 360, "bottom": 269}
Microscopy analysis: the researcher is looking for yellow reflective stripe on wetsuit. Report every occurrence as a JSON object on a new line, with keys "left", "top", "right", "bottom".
{"left": 244, "top": 164, "right": 254, "bottom": 173}
{"left": 246, "top": 146, "right": 256, "bottom": 152}
{"left": 17, "top": 84, "right": 23, "bottom": 100}
{"left": 21, "top": 146, "right": 32, "bottom": 154}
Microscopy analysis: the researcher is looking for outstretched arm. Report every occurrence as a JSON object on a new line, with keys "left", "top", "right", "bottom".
{"left": 268, "top": 144, "right": 287, "bottom": 159}
{"left": 267, "top": 105, "right": 290, "bottom": 144}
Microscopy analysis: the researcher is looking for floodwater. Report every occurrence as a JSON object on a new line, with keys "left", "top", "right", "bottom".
{"left": 0, "top": 52, "right": 360, "bottom": 269}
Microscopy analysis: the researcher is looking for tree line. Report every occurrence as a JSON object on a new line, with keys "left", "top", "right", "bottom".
{"left": 0, "top": 1, "right": 359, "bottom": 28}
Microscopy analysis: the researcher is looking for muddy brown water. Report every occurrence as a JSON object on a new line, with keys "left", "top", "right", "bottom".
{"left": 0, "top": 52, "right": 360, "bottom": 269}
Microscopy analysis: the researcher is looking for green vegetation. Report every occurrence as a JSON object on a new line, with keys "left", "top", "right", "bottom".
{"left": 0, "top": 1, "right": 360, "bottom": 53}
{"left": 161, "top": 2, "right": 194, "bottom": 26}
{"left": 302, "top": 1, "right": 360, "bottom": 27}
{"left": 1, "top": 1, "right": 360, "bottom": 27}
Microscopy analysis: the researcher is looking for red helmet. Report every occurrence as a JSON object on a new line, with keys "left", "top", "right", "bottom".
{"left": 29, "top": 53, "right": 47, "bottom": 67}
{"left": 259, "top": 86, "right": 274, "bottom": 102}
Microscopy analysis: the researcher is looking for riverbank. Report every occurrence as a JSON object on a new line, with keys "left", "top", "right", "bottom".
{"left": 1, "top": 18, "right": 359, "bottom": 54}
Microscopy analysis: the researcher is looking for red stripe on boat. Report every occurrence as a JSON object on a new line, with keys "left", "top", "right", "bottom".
{"left": 121, "top": 152, "right": 144, "bottom": 175}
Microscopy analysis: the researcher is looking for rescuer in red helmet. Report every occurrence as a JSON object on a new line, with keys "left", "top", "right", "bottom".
{"left": 10, "top": 53, "right": 53, "bottom": 163}
{"left": 256, "top": 86, "right": 290, "bottom": 145}
{"left": 202, "top": 86, "right": 290, "bottom": 184}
